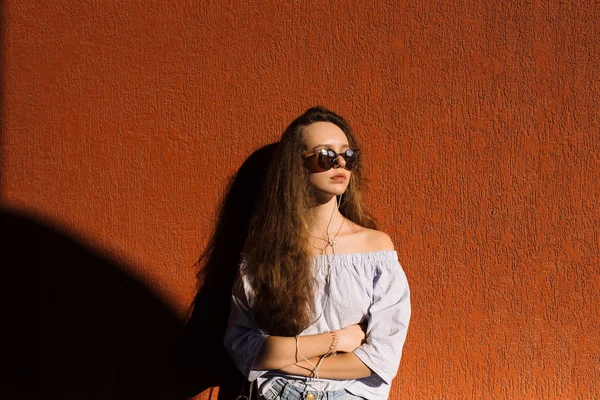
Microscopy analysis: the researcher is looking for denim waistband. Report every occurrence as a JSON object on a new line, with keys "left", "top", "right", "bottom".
{"left": 261, "top": 378, "right": 362, "bottom": 400}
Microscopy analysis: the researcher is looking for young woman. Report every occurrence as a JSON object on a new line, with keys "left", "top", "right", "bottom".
{"left": 224, "top": 107, "right": 410, "bottom": 399}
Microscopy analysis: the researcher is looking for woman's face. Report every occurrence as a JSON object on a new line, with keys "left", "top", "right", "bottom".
{"left": 302, "top": 122, "right": 353, "bottom": 201}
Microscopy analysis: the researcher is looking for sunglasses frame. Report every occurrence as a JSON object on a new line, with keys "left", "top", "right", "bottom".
{"left": 302, "top": 148, "right": 360, "bottom": 172}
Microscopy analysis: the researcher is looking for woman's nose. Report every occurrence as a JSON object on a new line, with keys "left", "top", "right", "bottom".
{"left": 334, "top": 154, "right": 346, "bottom": 168}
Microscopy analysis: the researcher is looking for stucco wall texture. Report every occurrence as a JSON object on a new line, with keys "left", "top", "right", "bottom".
{"left": 1, "top": 1, "right": 599, "bottom": 399}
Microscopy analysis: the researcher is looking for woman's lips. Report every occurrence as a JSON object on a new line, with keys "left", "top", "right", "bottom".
{"left": 331, "top": 174, "right": 347, "bottom": 182}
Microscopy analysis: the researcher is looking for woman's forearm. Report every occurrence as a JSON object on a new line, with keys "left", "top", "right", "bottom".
{"left": 253, "top": 332, "right": 334, "bottom": 370}
{"left": 279, "top": 353, "right": 372, "bottom": 380}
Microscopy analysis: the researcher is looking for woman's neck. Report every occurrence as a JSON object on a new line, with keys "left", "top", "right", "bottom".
{"left": 309, "top": 196, "right": 343, "bottom": 237}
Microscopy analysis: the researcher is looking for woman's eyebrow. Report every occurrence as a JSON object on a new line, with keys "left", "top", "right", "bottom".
{"left": 311, "top": 143, "right": 351, "bottom": 150}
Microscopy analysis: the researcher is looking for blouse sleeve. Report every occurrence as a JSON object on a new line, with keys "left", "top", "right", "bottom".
{"left": 353, "top": 258, "right": 411, "bottom": 384}
{"left": 223, "top": 269, "right": 269, "bottom": 381}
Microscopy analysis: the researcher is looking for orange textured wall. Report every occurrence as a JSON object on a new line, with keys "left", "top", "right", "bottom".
{"left": 2, "top": 1, "right": 599, "bottom": 399}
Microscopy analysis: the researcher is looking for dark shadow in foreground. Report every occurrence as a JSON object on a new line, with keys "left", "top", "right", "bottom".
{"left": 0, "top": 209, "right": 186, "bottom": 400}
{"left": 175, "top": 143, "right": 277, "bottom": 400}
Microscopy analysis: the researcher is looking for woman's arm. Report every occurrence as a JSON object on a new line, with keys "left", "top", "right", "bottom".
{"left": 279, "top": 353, "right": 372, "bottom": 379}
{"left": 254, "top": 324, "right": 366, "bottom": 370}
{"left": 225, "top": 270, "right": 365, "bottom": 378}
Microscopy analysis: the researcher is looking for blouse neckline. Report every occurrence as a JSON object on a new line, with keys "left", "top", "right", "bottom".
{"left": 310, "top": 250, "right": 398, "bottom": 266}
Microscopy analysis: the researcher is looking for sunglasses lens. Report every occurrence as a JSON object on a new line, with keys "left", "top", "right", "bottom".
{"left": 343, "top": 149, "right": 358, "bottom": 170}
{"left": 317, "top": 149, "right": 335, "bottom": 170}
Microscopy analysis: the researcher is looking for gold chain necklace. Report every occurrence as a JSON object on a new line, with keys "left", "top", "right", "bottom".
{"left": 310, "top": 217, "right": 344, "bottom": 255}
{"left": 309, "top": 199, "right": 345, "bottom": 294}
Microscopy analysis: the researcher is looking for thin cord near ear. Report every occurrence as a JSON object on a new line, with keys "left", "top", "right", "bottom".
{"left": 337, "top": 194, "right": 343, "bottom": 209}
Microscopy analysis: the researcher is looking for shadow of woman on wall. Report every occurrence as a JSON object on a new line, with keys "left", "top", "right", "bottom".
{"left": 175, "top": 143, "right": 277, "bottom": 400}
{"left": 0, "top": 209, "right": 186, "bottom": 400}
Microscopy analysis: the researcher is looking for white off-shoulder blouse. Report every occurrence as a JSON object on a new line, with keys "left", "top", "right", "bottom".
{"left": 224, "top": 251, "right": 411, "bottom": 399}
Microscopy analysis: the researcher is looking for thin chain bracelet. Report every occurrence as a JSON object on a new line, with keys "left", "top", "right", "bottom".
{"left": 326, "top": 330, "right": 338, "bottom": 357}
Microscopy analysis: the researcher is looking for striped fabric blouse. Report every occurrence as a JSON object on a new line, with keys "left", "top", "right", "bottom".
{"left": 224, "top": 251, "right": 411, "bottom": 399}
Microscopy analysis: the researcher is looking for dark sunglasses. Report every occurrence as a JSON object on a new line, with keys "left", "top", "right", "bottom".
{"left": 302, "top": 148, "right": 360, "bottom": 171}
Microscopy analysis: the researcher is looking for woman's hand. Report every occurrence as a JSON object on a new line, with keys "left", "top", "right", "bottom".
{"left": 335, "top": 324, "right": 366, "bottom": 353}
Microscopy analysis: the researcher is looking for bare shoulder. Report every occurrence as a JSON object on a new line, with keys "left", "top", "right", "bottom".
{"left": 343, "top": 223, "right": 395, "bottom": 253}
{"left": 364, "top": 228, "right": 395, "bottom": 251}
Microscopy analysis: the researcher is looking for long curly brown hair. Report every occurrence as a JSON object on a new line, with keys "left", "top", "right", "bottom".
{"left": 244, "top": 106, "right": 376, "bottom": 336}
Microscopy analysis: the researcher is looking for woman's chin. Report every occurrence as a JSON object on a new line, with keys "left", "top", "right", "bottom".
{"left": 312, "top": 188, "right": 347, "bottom": 203}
